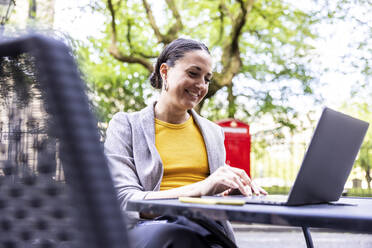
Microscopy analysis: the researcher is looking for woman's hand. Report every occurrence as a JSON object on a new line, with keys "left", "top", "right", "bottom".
{"left": 145, "top": 165, "right": 267, "bottom": 200}
{"left": 199, "top": 165, "right": 267, "bottom": 197}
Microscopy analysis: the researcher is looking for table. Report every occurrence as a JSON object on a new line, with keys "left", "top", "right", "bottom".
{"left": 127, "top": 197, "right": 372, "bottom": 248}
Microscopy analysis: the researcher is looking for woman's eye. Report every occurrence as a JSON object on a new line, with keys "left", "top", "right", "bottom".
{"left": 188, "top": 71, "right": 198, "bottom": 77}
{"left": 188, "top": 71, "right": 211, "bottom": 84}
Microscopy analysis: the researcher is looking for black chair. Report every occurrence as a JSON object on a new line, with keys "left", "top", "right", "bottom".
{"left": 0, "top": 34, "right": 129, "bottom": 248}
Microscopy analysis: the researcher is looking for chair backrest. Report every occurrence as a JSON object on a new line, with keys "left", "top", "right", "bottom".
{"left": 0, "top": 34, "right": 129, "bottom": 248}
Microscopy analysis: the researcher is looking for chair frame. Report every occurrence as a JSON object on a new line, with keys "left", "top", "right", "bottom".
{"left": 0, "top": 34, "right": 129, "bottom": 248}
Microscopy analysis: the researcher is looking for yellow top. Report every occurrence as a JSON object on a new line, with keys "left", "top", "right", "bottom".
{"left": 155, "top": 116, "right": 209, "bottom": 191}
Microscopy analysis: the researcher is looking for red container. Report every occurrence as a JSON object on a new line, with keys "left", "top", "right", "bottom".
{"left": 216, "top": 119, "right": 251, "bottom": 177}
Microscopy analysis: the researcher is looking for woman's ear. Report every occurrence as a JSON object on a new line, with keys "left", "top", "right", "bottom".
{"left": 160, "top": 63, "right": 168, "bottom": 80}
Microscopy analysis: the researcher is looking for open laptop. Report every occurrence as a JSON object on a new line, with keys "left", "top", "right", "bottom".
{"left": 206, "top": 107, "right": 369, "bottom": 206}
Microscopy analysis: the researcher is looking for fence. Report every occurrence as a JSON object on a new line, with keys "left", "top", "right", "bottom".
{"left": 0, "top": 86, "right": 65, "bottom": 181}
{"left": 0, "top": 131, "right": 64, "bottom": 181}
{"left": 250, "top": 142, "right": 372, "bottom": 197}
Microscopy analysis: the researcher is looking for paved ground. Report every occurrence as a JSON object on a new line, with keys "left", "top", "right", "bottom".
{"left": 232, "top": 223, "right": 372, "bottom": 248}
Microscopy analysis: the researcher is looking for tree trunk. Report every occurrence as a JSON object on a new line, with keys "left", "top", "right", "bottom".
{"left": 366, "top": 167, "right": 371, "bottom": 189}
{"left": 28, "top": 0, "right": 37, "bottom": 19}
{"left": 227, "top": 83, "right": 236, "bottom": 118}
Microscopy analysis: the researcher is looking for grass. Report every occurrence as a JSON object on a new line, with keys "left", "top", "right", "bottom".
{"left": 264, "top": 186, "right": 291, "bottom": 195}
{"left": 344, "top": 188, "right": 372, "bottom": 197}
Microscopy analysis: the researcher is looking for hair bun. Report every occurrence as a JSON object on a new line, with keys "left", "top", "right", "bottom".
{"left": 149, "top": 71, "right": 161, "bottom": 89}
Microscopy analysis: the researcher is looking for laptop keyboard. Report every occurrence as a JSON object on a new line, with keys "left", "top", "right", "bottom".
{"left": 227, "top": 195, "right": 288, "bottom": 205}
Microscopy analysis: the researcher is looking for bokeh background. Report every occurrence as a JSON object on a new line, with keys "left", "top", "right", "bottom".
{"left": 3, "top": 0, "right": 372, "bottom": 196}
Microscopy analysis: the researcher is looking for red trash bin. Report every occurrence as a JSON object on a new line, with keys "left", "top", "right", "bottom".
{"left": 216, "top": 119, "right": 251, "bottom": 177}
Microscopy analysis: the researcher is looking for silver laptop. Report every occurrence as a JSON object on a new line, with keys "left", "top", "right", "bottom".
{"left": 209, "top": 107, "right": 369, "bottom": 206}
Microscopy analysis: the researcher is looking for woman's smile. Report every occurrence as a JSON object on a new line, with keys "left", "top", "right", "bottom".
{"left": 185, "top": 89, "right": 202, "bottom": 102}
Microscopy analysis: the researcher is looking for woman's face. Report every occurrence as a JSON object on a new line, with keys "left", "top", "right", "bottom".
{"left": 160, "top": 50, "right": 212, "bottom": 111}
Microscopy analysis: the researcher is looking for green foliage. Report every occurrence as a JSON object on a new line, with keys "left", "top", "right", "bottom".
{"left": 330, "top": 0, "right": 372, "bottom": 98}
{"left": 264, "top": 186, "right": 290, "bottom": 195}
{"left": 346, "top": 188, "right": 372, "bottom": 197}
{"left": 77, "top": 39, "right": 153, "bottom": 122}
{"left": 77, "top": 0, "right": 322, "bottom": 131}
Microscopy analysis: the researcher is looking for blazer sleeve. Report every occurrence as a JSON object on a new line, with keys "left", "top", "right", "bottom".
{"left": 104, "top": 112, "right": 149, "bottom": 212}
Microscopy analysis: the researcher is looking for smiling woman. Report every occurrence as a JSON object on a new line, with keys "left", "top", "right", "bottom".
{"left": 150, "top": 38, "right": 212, "bottom": 124}
{"left": 104, "top": 38, "right": 266, "bottom": 248}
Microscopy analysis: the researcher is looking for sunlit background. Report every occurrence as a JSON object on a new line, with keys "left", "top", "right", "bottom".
{"left": 4, "top": 0, "right": 372, "bottom": 195}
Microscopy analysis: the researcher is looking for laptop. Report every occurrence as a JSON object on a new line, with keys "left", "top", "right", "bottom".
{"left": 206, "top": 107, "right": 369, "bottom": 206}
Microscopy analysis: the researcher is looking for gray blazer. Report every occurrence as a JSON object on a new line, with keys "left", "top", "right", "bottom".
{"left": 104, "top": 102, "right": 235, "bottom": 242}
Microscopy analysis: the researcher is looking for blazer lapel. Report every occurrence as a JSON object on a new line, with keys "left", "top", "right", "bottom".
{"left": 139, "top": 103, "right": 164, "bottom": 190}
{"left": 190, "top": 109, "right": 220, "bottom": 174}
{"left": 139, "top": 103, "right": 156, "bottom": 147}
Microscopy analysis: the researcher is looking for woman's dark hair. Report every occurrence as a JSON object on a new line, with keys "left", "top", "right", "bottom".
{"left": 149, "top": 38, "right": 210, "bottom": 89}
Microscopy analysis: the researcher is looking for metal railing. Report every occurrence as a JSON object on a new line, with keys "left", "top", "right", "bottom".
{"left": 250, "top": 142, "right": 372, "bottom": 197}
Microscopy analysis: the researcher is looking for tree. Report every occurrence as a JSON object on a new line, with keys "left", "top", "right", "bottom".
{"left": 316, "top": 0, "right": 372, "bottom": 99}
{"left": 80, "top": 0, "right": 321, "bottom": 132}
{"left": 327, "top": 0, "right": 372, "bottom": 188}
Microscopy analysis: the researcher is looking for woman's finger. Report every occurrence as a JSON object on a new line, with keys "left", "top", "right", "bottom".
{"left": 228, "top": 166, "right": 268, "bottom": 196}
{"left": 220, "top": 177, "right": 240, "bottom": 190}
{"left": 218, "top": 168, "right": 250, "bottom": 196}
{"left": 251, "top": 181, "right": 268, "bottom": 195}
{"left": 244, "top": 184, "right": 252, "bottom": 196}
{"left": 219, "top": 171, "right": 243, "bottom": 194}
{"left": 229, "top": 166, "right": 252, "bottom": 185}
{"left": 220, "top": 189, "right": 232, "bottom": 196}
{"left": 212, "top": 166, "right": 260, "bottom": 196}
{"left": 248, "top": 180, "right": 262, "bottom": 196}
{"left": 226, "top": 166, "right": 257, "bottom": 195}
{"left": 260, "top": 187, "right": 268, "bottom": 195}
{"left": 227, "top": 171, "right": 251, "bottom": 196}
